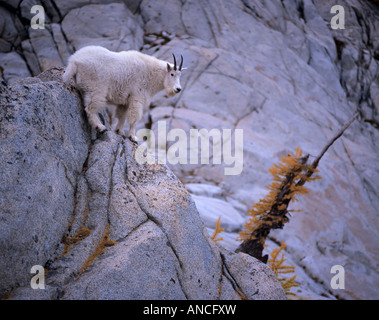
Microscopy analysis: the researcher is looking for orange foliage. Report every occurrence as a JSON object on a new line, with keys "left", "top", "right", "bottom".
{"left": 238, "top": 147, "right": 320, "bottom": 242}
{"left": 268, "top": 241, "right": 299, "bottom": 296}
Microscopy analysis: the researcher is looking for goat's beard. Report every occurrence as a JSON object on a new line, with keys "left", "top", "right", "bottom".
{"left": 166, "top": 88, "right": 177, "bottom": 97}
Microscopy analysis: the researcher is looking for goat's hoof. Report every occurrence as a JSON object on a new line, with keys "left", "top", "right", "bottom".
{"left": 128, "top": 135, "right": 138, "bottom": 144}
{"left": 96, "top": 126, "right": 107, "bottom": 133}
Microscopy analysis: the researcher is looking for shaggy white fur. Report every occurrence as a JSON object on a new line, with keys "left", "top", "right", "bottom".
{"left": 63, "top": 46, "right": 184, "bottom": 141}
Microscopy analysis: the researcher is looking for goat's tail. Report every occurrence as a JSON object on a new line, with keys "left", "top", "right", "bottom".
{"left": 62, "top": 61, "right": 77, "bottom": 85}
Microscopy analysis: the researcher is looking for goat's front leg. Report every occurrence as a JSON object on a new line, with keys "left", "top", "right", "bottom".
{"left": 126, "top": 100, "right": 143, "bottom": 143}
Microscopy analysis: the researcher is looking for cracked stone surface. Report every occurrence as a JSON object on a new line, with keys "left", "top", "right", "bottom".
{"left": 0, "top": 69, "right": 286, "bottom": 300}
{"left": 1, "top": 0, "right": 379, "bottom": 300}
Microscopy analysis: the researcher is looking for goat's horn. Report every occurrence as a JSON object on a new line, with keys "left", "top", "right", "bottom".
{"left": 179, "top": 54, "right": 183, "bottom": 71}
{"left": 172, "top": 53, "right": 177, "bottom": 71}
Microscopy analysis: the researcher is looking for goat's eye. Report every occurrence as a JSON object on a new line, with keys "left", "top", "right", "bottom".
{"left": 171, "top": 73, "right": 174, "bottom": 77}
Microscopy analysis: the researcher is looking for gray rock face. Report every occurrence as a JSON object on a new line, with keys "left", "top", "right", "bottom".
{"left": 61, "top": 3, "right": 144, "bottom": 52}
{"left": 1, "top": 0, "right": 379, "bottom": 300}
{"left": 0, "top": 69, "right": 91, "bottom": 296}
{"left": 142, "top": 1, "right": 379, "bottom": 300}
{"left": 0, "top": 70, "right": 286, "bottom": 300}
{"left": 0, "top": 52, "right": 31, "bottom": 83}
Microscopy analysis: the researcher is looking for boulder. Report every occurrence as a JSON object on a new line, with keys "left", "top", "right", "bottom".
{"left": 0, "top": 51, "right": 31, "bottom": 83}
{"left": 0, "top": 69, "right": 91, "bottom": 295}
{"left": 0, "top": 6, "right": 21, "bottom": 52}
{"left": 192, "top": 195, "right": 245, "bottom": 233}
{"left": 28, "top": 26, "right": 64, "bottom": 71}
{"left": 61, "top": 3, "right": 144, "bottom": 52}
{"left": 0, "top": 69, "right": 286, "bottom": 300}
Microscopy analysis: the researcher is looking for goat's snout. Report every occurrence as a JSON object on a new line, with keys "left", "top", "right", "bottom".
{"left": 175, "top": 87, "right": 182, "bottom": 93}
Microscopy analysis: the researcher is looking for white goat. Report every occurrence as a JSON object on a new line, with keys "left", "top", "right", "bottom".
{"left": 63, "top": 45, "right": 185, "bottom": 141}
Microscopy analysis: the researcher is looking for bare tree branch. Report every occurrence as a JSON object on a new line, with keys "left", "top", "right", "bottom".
{"left": 311, "top": 112, "right": 359, "bottom": 169}
{"left": 298, "top": 111, "right": 359, "bottom": 185}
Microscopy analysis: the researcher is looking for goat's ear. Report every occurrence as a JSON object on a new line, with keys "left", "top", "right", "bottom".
{"left": 180, "top": 67, "right": 188, "bottom": 71}
{"left": 167, "top": 63, "right": 172, "bottom": 72}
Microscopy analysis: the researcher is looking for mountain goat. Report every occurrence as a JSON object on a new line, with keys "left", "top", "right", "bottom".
{"left": 63, "top": 45, "right": 185, "bottom": 141}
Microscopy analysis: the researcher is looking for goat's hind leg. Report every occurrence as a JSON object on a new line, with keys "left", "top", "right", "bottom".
{"left": 83, "top": 92, "right": 107, "bottom": 133}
